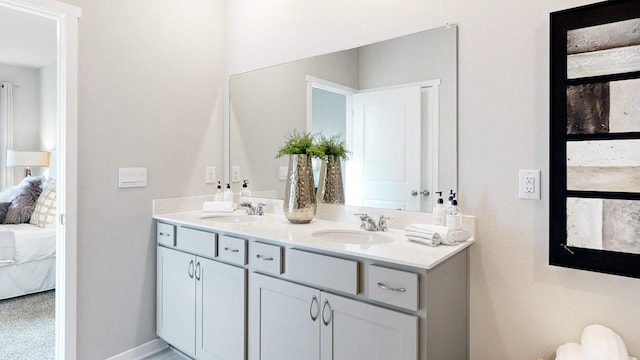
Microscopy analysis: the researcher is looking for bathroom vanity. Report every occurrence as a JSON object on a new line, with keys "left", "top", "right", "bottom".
{"left": 153, "top": 205, "right": 473, "bottom": 360}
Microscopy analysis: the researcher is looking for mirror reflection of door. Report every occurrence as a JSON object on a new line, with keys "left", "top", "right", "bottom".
{"left": 310, "top": 81, "right": 440, "bottom": 212}
{"left": 350, "top": 85, "right": 421, "bottom": 211}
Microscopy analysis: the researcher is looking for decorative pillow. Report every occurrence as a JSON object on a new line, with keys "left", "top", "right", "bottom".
{"left": 0, "top": 202, "right": 11, "bottom": 223}
{"left": 4, "top": 176, "right": 43, "bottom": 224}
{"left": 0, "top": 185, "right": 19, "bottom": 203}
{"left": 30, "top": 179, "right": 57, "bottom": 228}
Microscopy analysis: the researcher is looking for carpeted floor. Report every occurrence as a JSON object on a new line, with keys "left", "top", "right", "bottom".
{"left": 0, "top": 290, "right": 55, "bottom": 360}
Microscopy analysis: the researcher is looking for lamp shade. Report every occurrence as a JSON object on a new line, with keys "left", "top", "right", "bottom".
{"left": 6, "top": 150, "right": 50, "bottom": 167}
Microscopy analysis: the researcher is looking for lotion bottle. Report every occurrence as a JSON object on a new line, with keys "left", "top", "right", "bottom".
{"left": 214, "top": 181, "right": 223, "bottom": 201}
{"left": 223, "top": 183, "right": 233, "bottom": 202}
{"left": 241, "top": 180, "right": 251, "bottom": 197}
{"left": 445, "top": 199, "right": 463, "bottom": 231}
{"left": 432, "top": 191, "right": 446, "bottom": 226}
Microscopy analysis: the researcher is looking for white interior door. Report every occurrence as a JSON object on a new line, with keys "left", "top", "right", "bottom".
{"left": 348, "top": 85, "right": 421, "bottom": 210}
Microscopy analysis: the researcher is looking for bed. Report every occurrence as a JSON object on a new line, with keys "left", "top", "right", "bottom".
{"left": 0, "top": 175, "right": 57, "bottom": 300}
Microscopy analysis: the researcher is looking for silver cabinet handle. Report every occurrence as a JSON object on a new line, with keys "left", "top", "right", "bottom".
{"left": 377, "top": 282, "right": 406, "bottom": 292}
{"left": 256, "top": 254, "right": 274, "bottom": 261}
{"left": 159, "top": 232, "right": 171, "bottom": 237}
{"left": 188, "top": 260, "right": 194, "bottom": 279}
{"left": 195, "top": 262, "right": 201, "bottom": 281}
{"left": 224, "top": 247, "right": 239, "bottom": 253}
{"left": 321, "top": 299, "right": 331, "bottom": 326}
{"left": 309, "top": 296, "right": 319, "bottom": 321}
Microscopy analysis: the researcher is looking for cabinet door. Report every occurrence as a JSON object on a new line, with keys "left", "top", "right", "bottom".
{"left": 157, "top": 247, "right": 196, "bottom": 357}
{"left": 196, "top": 257, "right": 246, "bottom": 360}
{"left": 249, "top": 273, "right": 321, "bottom": 360}
{"left": 320, "top": 292, "right": 418, "bottom": 360}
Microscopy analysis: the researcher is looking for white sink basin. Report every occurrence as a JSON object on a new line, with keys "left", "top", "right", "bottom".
{"left": 201, "top": 214, "right": 258, "bottom": 223}
{"left": 311, "top": 229, "right": 393, "bottom": 245}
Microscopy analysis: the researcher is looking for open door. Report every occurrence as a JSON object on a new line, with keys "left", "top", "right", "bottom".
{"left": 347, "top": 85, "right": 421, "bottom": 210}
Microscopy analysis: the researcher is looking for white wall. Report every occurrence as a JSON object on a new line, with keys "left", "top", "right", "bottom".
{"left": 227, "top": 0, "right": 640, "bottom": 359}
{"left": 59, "top": 0, "right": 226, "bottom": 358}
{"left": 39, "top": 60, "right": 56, "bottom": 151}
{"left": 0, "top": 63, "right": 43, "bottom": 184}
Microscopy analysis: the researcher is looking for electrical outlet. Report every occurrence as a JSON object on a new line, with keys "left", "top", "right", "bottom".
{"left": 205, "top": 166, "right": 216, "bottom": 184}
{"left": 519, "top": 170, "right": 541, "bottom": 200}
{"left": 231, "top": 166, "right": 241, "bottom": 183}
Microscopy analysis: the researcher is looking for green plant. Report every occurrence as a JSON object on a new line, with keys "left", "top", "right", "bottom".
{"left": 316, "top": 134, "right": 350, "bottom": 160}
{"left": 275, "top": 129, "right": 324, "bottom": 158}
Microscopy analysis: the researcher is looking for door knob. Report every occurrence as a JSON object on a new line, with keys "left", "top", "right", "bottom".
{"left": 411, "top": 189, "right": 430, "bottom": 197}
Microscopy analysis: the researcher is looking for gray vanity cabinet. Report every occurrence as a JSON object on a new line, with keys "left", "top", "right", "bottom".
{"left": 249, "top": 272, "right": 418, "bottom": 360}
{"left": 157, "top": 226, "right": 246, "bottom": 360}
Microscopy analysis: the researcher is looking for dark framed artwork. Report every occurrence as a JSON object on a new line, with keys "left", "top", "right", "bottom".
{"left": 550, "top": 0, "right": 640, "bottom": 278}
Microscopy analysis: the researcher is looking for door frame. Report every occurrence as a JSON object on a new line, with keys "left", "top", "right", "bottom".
{"left": 0, "top": 1, "right": 80, "bottom": 359}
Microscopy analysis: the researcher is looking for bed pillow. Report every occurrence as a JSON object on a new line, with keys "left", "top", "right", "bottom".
{"left": 4, "top": 176, "right": 43, "bottom": 224}
{"left": 0, "top": 202, "right": 11, "bottom": 223}
{"left": 0, "top": 185, "right": 19, "bottom": 202}
{"left": 30, "top": 179, "right": 57, "bottom": 228}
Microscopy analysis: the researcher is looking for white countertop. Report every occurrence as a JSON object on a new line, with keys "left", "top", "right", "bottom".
{"left": 153, "top": 210, "right": 474, "bottom": 270}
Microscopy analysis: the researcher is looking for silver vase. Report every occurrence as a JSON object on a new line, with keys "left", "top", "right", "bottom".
{"left": 283, "top": 154, "right": 317, "bottom": 224}
{"left": 317, "top": 155, "right": 345, "bottom": 204}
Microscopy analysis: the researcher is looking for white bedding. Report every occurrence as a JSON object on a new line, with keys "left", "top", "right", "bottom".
{"left": 0, "top": 226, "right": 16, "bottom": 264}
{"left": 0, "top": 224, "right": 56, "bottom": 266}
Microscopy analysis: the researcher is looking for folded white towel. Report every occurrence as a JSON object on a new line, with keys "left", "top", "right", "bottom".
{"left": 453, "top": 229, "right": 471, "bottom": 242}
{"left": 406, "top": 235, "right": 440, "bottom": 247}
{"left": 202, "top": 201, "right": 236, "bottom": 213}
{"left": 405, "top": 224, "right": 456, "bottom": 245}
{"left": 0, "top": 226, "right": 16, "bottom": 264}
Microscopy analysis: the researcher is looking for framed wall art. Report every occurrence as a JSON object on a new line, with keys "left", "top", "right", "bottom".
{"left": 550, "top": 0, "right": 640, "bottom": 278}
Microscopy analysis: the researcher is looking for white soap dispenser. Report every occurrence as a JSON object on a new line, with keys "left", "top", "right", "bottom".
{"left": 241, "top": 180, "right": 251, "bottom": 197}
{"left": 223, "top": 183, "right": 233, "bottom": 202}
{"left": 214, "top": 181, "right": 223, "bottom": 201}
{"left": 432, "top": 191, "right": 447, "bottom": 226}
{"left": 445, "top": 198, "right": 463, "bottom": 231}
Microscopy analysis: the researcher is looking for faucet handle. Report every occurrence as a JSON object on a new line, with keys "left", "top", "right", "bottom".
{"left": 354, "top": 213, "right": 369, "bottom": 220}
{"left": 378, "top": 215, "right": 391, "bottom": 231}
{"left": 240, "top": 202, "right": 252, "bottom": 208}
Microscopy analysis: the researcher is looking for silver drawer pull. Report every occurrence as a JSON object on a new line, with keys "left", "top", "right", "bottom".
{"left": 159, "top": 232, "right": 171, "bottom": 237}
{"left": 224, "top": 247, "right": 239, "bottom": 253}
{"left": 256, "top": 254, "right": 274, "bottom": 261}
{"left": 377, "top": 282, "right": 406, "bottom": 293}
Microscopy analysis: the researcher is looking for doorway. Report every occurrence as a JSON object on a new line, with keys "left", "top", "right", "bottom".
{"left": 0, "top": 0, "right": 79, "bottom": 359}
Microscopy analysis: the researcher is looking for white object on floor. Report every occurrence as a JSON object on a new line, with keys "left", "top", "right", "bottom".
{"left": 556, "top": 342, "right": 582, "bottom": 360}
{"left": 555, "top": 324, "right": 637, "bottom": 360}
{"left": 202, "top": 201, "right": 235, "bottom": 213}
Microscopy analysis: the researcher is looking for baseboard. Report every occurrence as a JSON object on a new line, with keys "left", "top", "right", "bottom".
{"left": 106, "top": 338, "right": 169, "bottom": 360}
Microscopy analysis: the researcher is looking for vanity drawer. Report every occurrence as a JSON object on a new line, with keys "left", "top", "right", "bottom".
{"left": 157, "top": 222, "right": 175, "bottom": 247}
{"left": 286, "top": 249, "right": 358, "bottom": 295}
{"left": 249, "top": 242, "right": 282, "bottom": 275}
{"left": 218, "top": 235, "right": 247, "bottom": 266}
{"left": 368, "top": 265, "right": 419, "bottom": 311}
{"left": 176, "top": 227, "right": 217, "bottom": 257}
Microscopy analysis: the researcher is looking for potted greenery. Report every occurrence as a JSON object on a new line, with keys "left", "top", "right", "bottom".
{"left": 276, "top": 130, "right": 322, "bottom": 224}
{"left": 315, "top": 134, "right": 350, "bottom": 204}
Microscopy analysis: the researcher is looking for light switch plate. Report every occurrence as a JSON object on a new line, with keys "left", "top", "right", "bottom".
{"left": 118, "top": 167, "right": 147, "bottom": 188}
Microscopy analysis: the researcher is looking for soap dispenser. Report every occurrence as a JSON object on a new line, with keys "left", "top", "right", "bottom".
{"left": 432, "top": 191, "right": 446, "bottom": 226}
{"left": 446, "top": 190, "right": 456, "bottom": 213}
{"left": 214, "top": 181, "right": 223, "bottom": 201}
{"left": 445, "top": 198, "right": 463, "bottom": 231}
{"left": 241, "top": 180, "right": 251, "bottom": 197}
{"left": 223, "top": 183, "right": 233, "bottom": 202}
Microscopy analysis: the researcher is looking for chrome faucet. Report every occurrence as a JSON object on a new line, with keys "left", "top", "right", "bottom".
{"left": 355, "top": 213, "right": 391, "bottom": 231}
{"left": 240, "top": 202, "right": 266, "bottom": 216}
